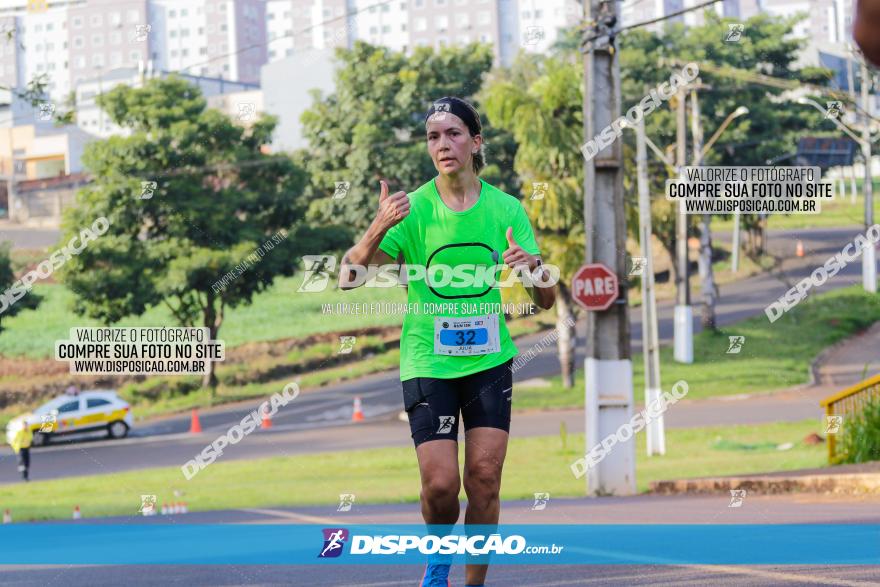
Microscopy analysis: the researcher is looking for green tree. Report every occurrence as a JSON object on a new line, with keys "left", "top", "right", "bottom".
{"left": 482, "top": 52, "right": 584, "bottom": 387}
{"left": 58, "top": 76, "right": 347, "bottom": 394}
{"left": 0, "top": 242, "right": 42, "bottom": 333}
{"left": 619, "top": 11, "right": 832, "bottom": 328}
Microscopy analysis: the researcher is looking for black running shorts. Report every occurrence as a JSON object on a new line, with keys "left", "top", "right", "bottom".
{"left": 401, "top": 358, "right": 513, "bottom": 447}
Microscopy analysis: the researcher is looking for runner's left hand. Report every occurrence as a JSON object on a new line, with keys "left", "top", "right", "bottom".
{"left": 502, "top": 227, "right": 536, "bottom": 271}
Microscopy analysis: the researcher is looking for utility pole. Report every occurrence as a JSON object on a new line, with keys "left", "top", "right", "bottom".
{"left": 690, "top": 84, "right": 717, "bottom": 330}
{"left": 674, "top": 88, "right": 693, "bottom": 363}
{"left": 861, "top": 59, "right": 876, "bottom": 293}
{"left": 581, "top": 0, "right": 635, "bottom": 496}
{"left": 635, "top": 118, "right": 665, "bottom": 456}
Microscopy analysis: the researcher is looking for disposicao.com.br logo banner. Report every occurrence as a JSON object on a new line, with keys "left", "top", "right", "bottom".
{"left": 0, "top": 524, "right": 877, "bottom": 565}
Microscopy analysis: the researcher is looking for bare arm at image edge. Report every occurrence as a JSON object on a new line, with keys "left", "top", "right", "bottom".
{"left": 854, "top": 0, "right": 880, "bottom": 67}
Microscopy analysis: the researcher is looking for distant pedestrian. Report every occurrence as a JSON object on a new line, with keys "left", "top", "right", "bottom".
{"left": 10, "top": 421, "right": 32, "bottom": 482}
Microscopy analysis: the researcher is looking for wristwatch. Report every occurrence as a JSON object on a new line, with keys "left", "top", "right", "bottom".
{"left": 531, "top": 258, "right": 547, "bottom": 282}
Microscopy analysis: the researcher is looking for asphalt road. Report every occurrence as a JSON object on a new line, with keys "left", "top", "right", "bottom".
{"left": 1, "top": 494, "right": 878, "bottom": 586}
{"left": 0, "top": 225, "right": 876, "bottom": 484}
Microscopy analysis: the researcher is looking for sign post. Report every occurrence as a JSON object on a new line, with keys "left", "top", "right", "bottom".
{"left": 572, "top": 263, "right": 635, "bottom": 496}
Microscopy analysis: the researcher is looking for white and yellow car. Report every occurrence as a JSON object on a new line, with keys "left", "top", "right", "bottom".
{"left": 5, "top": 390, "right": 133, "bottom": 447}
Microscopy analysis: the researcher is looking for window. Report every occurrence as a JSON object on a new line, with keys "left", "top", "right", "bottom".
{"left": 75, "top": 56, "right": 86, "bottom": 68}
{"left": 46, "top": 42, "right": 54, "bottom": 50}
{"left": 73, "top": 36, "right": 84, "bottom": 48}
{"left": 73, "top": 16, "right": 83, "bottom": 28}
{"left": 534, "top": 9, "right": 543, "bottom": 17}
{"left": 415, "top": 0, "right": 424, "bottom": 6}
{"left": 198, "top": 27, "right": 204, "bottom": 35}
{"left": 127, "top": 9, "right": 140, "bottom": 23}
{"left": 369, "top": 26, "right": 377, "bottom": 34}
{"left": 181, "top": 29, "right": 190, "bottom": 37}
{"left": 92, "top": 54, "right": 104, "bottom": 67}
{"left": 36, "top": 43, "right": 43, "bottom": 51}
{"left": 46, "top": 23, "right": 53, "bottom": 31}
{"left": 436, "top": 0, "right": 446, "bottom": 4}
{"left": 58, "top": 400, "right": 79, "bottom": 413}
{"left": 401, "top": 23, "right": 407, "bottom": 31}
{"left": 169, "top": 9, "right": 177, "bottom": 17}
{"left": 437, "top": 15, "right": 449, "bottom": 30}
{"left": 36, "top": 63, "right": 43, "bottom": 72}
{"left": 181, "top": 8, "right": 188, "bottom": 16}
{"left": 220, "top": 24, "right": 227, "bottom": 32}
{"left": 181, "top": 48, "right": 189, "bottom": 56}
{"left": 458, "top": 35, "right": 470, "bottom": 44}
{"left": 415, "top": 17, "right": 427, "bottom": 31}
{"left": 90, "top": 14, "right": 103, "bottom": 27}
{"left": 35, "top": 24, "right": 43, "bottom": 32}
{"left": 110, "top": 31, "right": 121, "bottom": 44}
{"left": 109, "top": 12, "right": 121, "bottom": 26}
{"left": 381, "top": 25, "right": 390, "bottom": 33}
{"left": 382, "top": 3, "right": 390, "bottom": 10}
{"left": 478, "top": 11, "right": 490, "bottom": 24}
{"left": 171, "top": 49, "right": 178, "bottom": 57}
{"left": 86, "top": 398, "right": 110, "bottom": 408}
{"left": 170, "top": 30, "right": 177, "bottom": 38}
{"left": 92, "top": 35, "right": 103, "bottom": 47}
{"left": 200, "top": 47, "right": 208, "bottom": 55}
{"left": 455, "top": 14, "right": 469, "bottom": 26}
{"left": 130, "top": 51, "right": 140, "bottom": 61}
{"left": 286, "top": 47, "right": 294, "bottom": 56}
{"left": 111, "top": 52, "right": 122, "bottom": 67}
{"left": 268, "top": 12, "right": 275, "bottom": 20}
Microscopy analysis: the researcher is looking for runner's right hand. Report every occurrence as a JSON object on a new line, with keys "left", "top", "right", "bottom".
{"left": 376, "top": 180, "right": 410, "bottom": 231}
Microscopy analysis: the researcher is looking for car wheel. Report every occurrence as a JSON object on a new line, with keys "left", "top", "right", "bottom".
{"left": 32, "top": 432, "right": 50, "bottom": 446}
{"left": 108, "top": 421, "right": 129, "bottom": 439}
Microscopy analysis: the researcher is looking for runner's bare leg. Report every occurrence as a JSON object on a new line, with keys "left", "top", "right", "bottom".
{"left": 463, "top": 427, "right": 509, "bottom": 586}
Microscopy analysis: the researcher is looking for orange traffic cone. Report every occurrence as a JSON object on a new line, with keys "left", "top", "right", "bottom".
{"left": 351, "top": 396, "right": 364, "bottom": 422}
{"left": 796, "top": 240, "right": 805, "bottom": 257}
{"left": 3, "top": 509, "right": 10, "bottom": 524}
{"left": 189, "top": 409, "right": 202, "bottom": 434}
{"left": 72, "top": 505, "right": 81, "bottom": 520}
{"left": 261, "top": 405, "right": 272, "bottom": 430}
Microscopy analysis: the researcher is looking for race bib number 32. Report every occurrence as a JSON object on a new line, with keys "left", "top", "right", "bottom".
{"left": 434, "top": 314, "right": 501, "bottom": 356}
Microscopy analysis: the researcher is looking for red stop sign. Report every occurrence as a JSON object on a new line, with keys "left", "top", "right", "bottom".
{"left": 572, "top": 264, "right": 619, "bottom": 311}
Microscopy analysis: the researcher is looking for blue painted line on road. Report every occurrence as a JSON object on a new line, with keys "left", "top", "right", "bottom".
{"left": 0, "top": 524, "right": 877, "bottom": 565}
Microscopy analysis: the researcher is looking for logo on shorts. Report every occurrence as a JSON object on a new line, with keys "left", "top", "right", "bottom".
{"left": 437, "top": 416, "right": 456, "bottom": 434}
{"left": 319, "top": 528, "right": 349, "bottom": 558}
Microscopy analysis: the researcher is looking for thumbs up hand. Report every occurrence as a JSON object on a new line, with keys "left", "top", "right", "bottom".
{"left": 376, "top": 180, "right": 410, "bottom": 231}
{"left": 502, "top": 226, "right": 537, "bottom": 271}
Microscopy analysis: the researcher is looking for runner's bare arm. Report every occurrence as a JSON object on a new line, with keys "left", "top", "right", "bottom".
{"left": 338, "top": 180, "right": 410, "bottom": 290}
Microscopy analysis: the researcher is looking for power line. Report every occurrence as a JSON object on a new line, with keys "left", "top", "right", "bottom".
{"left": 581, "top": 0, "right": 722, "bottom": 48}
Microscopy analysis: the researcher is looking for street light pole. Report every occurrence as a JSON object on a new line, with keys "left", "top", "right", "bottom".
{"left": 674, "top": 87, "right": 693, "bottom": 363}
{"left": 635, "top": 118, "right": 665, "bottom": 456}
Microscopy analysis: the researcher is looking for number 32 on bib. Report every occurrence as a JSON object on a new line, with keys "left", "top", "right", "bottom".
{"left": 433, "top": 314, "right": 501, "bottom": 356}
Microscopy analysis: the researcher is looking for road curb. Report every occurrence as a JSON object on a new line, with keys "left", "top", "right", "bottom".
{"left": 650, "top": 473, "right": 880, "bottom": 496}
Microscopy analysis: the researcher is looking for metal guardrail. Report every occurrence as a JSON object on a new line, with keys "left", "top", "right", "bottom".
{"left": 819, "top": 374, "right": 880, "bottom": 462}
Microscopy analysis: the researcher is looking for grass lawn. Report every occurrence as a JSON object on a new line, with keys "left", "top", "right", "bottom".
{"left": 0, "top": 419, "right": 826, "bottom": 521}
{"left": 0, "top": 278, "right": 409, "bottom": 359}
{"left": 515, "top": 286, "right": 880, "bottom": 411}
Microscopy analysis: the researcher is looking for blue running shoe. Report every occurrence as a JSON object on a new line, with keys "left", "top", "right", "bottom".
{"left": 420, "top": 562, "right": 451, "bottom": 587}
